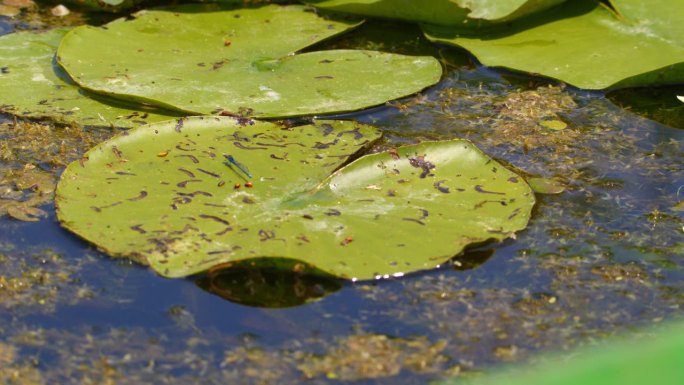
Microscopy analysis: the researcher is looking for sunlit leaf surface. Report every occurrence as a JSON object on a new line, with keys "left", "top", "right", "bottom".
{"left": 56, "top": 117, "right": 534, "bottom": 279}
{"left": 0, "top": 29, "right": 179, "bottom": 127}
{"left": 423, "top": 0, "right": 684, "bottom": 89}
{"left": 56, "top": 4, "right": 443, "bottom": 118}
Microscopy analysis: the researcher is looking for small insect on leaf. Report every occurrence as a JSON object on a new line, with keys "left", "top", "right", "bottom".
{"left": 157, "top": 151, "right": 169, "bottom": 157}
{"left": 341, "top": 236, "right": 353, "bottom": 246}
{"left": 245, "top": 181, "right": 253, "bottom": 188}
{"left": 224, "top": 154, "right": 253, "bottom": 179}
{"left": 234, "top": 183, "right": 241, "bottom": 189}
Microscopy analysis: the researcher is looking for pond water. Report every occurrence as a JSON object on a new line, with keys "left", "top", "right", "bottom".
{"left": 1, "top": 9, "right": 684, "bottom": 385}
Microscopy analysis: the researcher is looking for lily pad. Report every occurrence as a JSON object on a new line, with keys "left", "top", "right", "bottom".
{"left": 305, "top": 0, "right": 471, "bottom": 26}
{"left": 0, "top": 29, "right": 180, "bottom": 127}
{"left": 423, "top": 0, "right": 684, "bottom": 89}
{"left": 55, "top": 4, "right": 443, "bottom": 118}
{"left": 539, "top": 119, "right": 567, "bottom": 130}
{"left": 451, "top": 0, "right": 567, "bottom": 21}
{"left": 55, "top": 117, "right": 534, "bottom": 280}
{"left": 304, "top": 0, "right": 565, "bottom": 26}
{"left": 527, "top": 176, "right": 565, "bottom": 194}
{"left": 64, "top": 0, "right": 140, "bottom": 11}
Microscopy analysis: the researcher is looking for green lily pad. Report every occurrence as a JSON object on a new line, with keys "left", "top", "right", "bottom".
{"left": 56, "top": 4, "right": 443, "bottom": 118}
{"left": 539, "top": 119, "right": 567, "bottom": 130}
{"left": 305, "top": 0, "right": 470, "bottom": 26}
{"left": 527, "top": 177, "right": 565, "bottom": 194}
{"left": 423, "top": 0, "right": 684, "bottom": 90}
{"left": 0, "top": 29, "right": 180, "bottom": 128}
{"left": 452, "top": 0, "right": 566, "bottom": 21}
{"left": 304, "top": 0, "right": 565, "bottom": 26}
{"left": 55, "top": 117, "right": 534, "bottom": 280}
{"left": 64, "top": 0, "right": 140, "bottom": 11}
{"left": 673, "top": 201, "right": 684, "bottom": 212}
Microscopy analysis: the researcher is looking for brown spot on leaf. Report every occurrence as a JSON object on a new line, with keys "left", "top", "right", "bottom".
{"left": 197, "top": 168, "right": 220, "bottom": 178}
{"left": 127, "top": 190, "right": 148, "bottom": 201}
{"left": 409, "top": 155, "right": 435, "bottom": 178}
{"left": 177, "top": 179, "right": 202, "bottom": 188}
{"left": 233, "top": 142, "right": 266, "bottom": 150}
{"left": 433, "top": 180, "right": 450, "bottom": 193}
{"left": 199, "top": 214, "right": 230, "bottom": 226}
{"left": 175, "top": 118, "right": 185, "bottom": 132}
{"left": 178, "top": 168, "right": 195, "bottom": 178}
{"left": 177, "top": 154, "right": 200, "bottom": 164}
{"left": 475, "top": 185, "right": 506, "bottom": 195}
{"left": 325, "top": 209, "right": 341, "bottom": 216}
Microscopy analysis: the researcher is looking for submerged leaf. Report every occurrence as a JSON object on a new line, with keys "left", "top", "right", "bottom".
{"left": 527, "top": 177, "right": 565, "bottom": 194}
{"left": 423, "top": 0, "right": 684, "bottom": 89}
{"left": 56, "top": 4, "right": 443, "bottom": 118}
{"left": 673, "top": 201, "right": 684, "bottom": 212}
{"left": 539, "top": 119, "right": 567, "bottom": 130}
{"left": 6, "top": 203, "right": 47, "bottom": 222}
{"left": 56, "top": 117, "right": 534, "bottom": 280}
{"left": 0, "top": 29, "right": 180, "bottom": 127}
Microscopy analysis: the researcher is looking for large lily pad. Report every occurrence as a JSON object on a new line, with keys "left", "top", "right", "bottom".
{"left": 56, "top": 4, "right": 443, "bottom": 118}
{"left": 0, "top": 29, "right": 180, "bottom": 127}
{"left": 56, "top": 117, "right": 534, "bottom": 280}
{"left": 304, "top": 0, "right": 565, "bottom": 26}
{"left": 422, "top": 0, "right": 684, "bottom": 90}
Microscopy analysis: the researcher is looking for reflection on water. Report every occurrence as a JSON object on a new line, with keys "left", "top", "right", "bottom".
{"left": 452, "top": 248, "right": 495, "bottom": 271}
{"left": 195, "top": 249, "right": 495, "bottom": 308}
{"left": 0, "top": 18, "right": 10, "bottom": 36}
{"left": 609, "top": 85, "right": 684, "bottom": 129}
{"left": 196, "top": 259, "right": 342, "bottom": 308}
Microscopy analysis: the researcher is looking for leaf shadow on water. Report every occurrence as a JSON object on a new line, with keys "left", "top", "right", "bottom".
{"left": 195, "top": 258, "right": 345, "bottom": 309}
{"left": 608, "top": 85, "right": 684, "bottom": 129}
{"left": 194, "top": 247, "right": 496, "bottom": 308}
{"left": 422, "top": 0, "right": 598, "bottom": 40}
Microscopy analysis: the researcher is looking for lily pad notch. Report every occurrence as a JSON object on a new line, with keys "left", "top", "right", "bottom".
{"left": 56, "top": 117, "right": 535, "bottom": 280}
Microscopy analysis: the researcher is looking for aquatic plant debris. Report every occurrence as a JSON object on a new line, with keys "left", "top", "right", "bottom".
{"left": 0, "top": 29, "right": 180, "bottom": 127}
{"left": 55, "top": 117, "right": 534, "bottom": 279}
{"left": 422, "top": 0, "right": 684, "bottom": 89}
{"left": 55, "top": 3, "right": 443, "bottom": 118}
